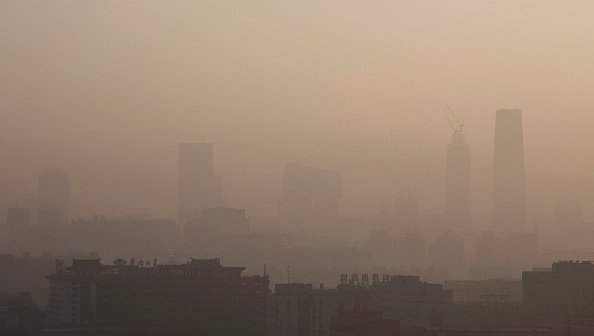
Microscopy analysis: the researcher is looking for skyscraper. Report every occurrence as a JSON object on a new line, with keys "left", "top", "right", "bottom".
{"left": 492, "top": 109, "right": 526, "bottom": 234}
{"left": 445, "top": 121, "right": 472, "bottom": 235}
{"left": 38, "top": 171, "right": 69, "bottom": 225}
{"left": 178, "top": 143, "right": 223, "bottom": 230}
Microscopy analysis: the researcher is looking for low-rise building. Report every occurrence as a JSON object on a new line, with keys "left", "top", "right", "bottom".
{"left": 331, "top": 310, "right": 400, "bottom": 336}
{"left": 371, "top": 275, "right": 455, "bottom": 328}
{"left": 267, "top": 283, "right": 370, "bottom": 336}
{"left": 523, "top": 261, "right": 594, "bottom": 323}
{"left": 47, "top": 257, "right": 269, "bottom": 335}
{"left": 444, "top": 279, "right": 522, "bottom": 303}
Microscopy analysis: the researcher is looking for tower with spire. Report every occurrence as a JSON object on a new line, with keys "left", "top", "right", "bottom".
{"left": 445, "top": 107, "right": 472, "bottom": 235}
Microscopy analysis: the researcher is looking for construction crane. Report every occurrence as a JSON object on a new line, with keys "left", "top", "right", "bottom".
{"left": 445, "top": 104, "right": 464, "bottom": 134}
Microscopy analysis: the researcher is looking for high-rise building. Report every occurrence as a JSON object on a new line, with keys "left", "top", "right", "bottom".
{"left": 445, "top": 122, "right": 471, "bottom": 235}
{"left": 37, "top": 171, "right": 69, "bottom": 226}
{"left": 492, "top": 109, "right": 526, "bottom": 234}
{"left": 178, "top": 143, "right": 223, "bottom": 230}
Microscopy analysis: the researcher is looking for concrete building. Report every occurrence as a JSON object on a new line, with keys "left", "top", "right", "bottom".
{"left": 38, "top": 171, "right": 70, "bottom": 225}
{"left": 444, "top": 279, "right": 522, "bottom": 303}
{"left": 0, "top": 292, "right": 44, "bottom": 335}
{"left": 492, "top": 109, "right": 526, "bottom": 234}
{"left": 185, "top": 207, "right": 250, "bottom": 238}
{"left": 178, "top": 143, "right": 224, "bottom": 231}
{"left": 523, "top": 261, "right": 594, "bottom": 323}
{"left": 445, "top": 118, "right": 472, "bottom": 235}
{"left": 278, "top": 162, "right": 342, "bottom": 225}
{"left": 454, "top": 301, "right": 525, "bottom": 330}
{"left": 372, "top": 275, "right": 455, "bottom": 328}
{"left": 47, "top": 258, "right": 269, "bottom": 335}
{"left": 330, "top": 310, "right": 400, "bottom": 336}
{"left": 267, "top": 283, "right": 370, "bottom": 336}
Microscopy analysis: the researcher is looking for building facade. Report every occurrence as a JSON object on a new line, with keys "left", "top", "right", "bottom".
{"left": 523, "top": 261, "right": 594, "bottom": 323}
{"left": 492, "top": 109, "right": 526, "bottom": 234}
{"left": 178, "top": 143, "right": 224, "bottom": 231}
{"left": 445, "top": 122, "right": 472, "bottom": 236}
{"left": 38, "top": 170, "right": 70, "bottom": 226}
{"left": 47, "top": 258, "right": 269, "bottom": 335}
{"left": 371, "top": 275, "right": 455, "bottom": 328}
{"left": 267, "top": 283, "right": 370, "bottom": 336}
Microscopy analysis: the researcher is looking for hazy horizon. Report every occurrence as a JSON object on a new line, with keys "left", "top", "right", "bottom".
{"left": 3, "top": 0, "right": 594, "bottom": 229}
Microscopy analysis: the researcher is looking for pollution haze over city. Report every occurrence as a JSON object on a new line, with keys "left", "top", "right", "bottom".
{"left": 3, "top": 1, "right": 594, "bottom": 335}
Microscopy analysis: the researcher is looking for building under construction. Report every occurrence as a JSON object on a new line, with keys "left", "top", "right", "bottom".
{"left": 445, "top": 109, "right": 472, "bottom": 236}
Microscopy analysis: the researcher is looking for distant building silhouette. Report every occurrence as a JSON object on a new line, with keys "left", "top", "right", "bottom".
{"left": 445, "top": 119, "right": 472, "bottom": 235}
{"left": 68, "top": 216, "right": 176, "bottom": 262}
{"left": 185, "top": 207, "right": 250, "bottom": 239}
{"left": 278, "top": 162, "right": 342, "bottom": 224}
{"left": 0, "top": 253, "right": 57, "bottom": 305}
{"left": 394, "top": 189, "right": 419, "bottom": 229}
{"left": 38, "top": 171, "right": 69, "bottom": 225}
{"left": 493, "top": 109, "right": 526, "bottom": 234}
{"left": 178, "top": 143, "right": 223, "bottom": 230}
{"left": 23, "top": 197, "right": 40, "bottom": 226}
{"left": 6, "top": 207, "right": 30, "bottom": 253}
{"left": 395, "top": 230, "right": 426, "bottom": 268}
{"left": 428, "top": 231, "right": 465, "bottom": 271}
{"left": 38, "top": 208, "right": 60, "bottom": 227}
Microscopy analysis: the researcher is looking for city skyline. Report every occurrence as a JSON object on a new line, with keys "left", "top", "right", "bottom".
{"left": 3, "top": 2, "right": 594, "bottom": 225}
{"left": 3, "top": 1, "right": 594, "bottom": 333}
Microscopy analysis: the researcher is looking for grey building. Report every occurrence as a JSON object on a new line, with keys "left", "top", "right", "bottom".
{"left": 492, "top": 109, "right": 526, "bottom": 234}
{"left": 178, "top": 143, "right": 224, "bottom": 230}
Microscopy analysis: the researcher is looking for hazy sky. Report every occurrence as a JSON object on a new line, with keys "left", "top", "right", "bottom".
{"left": 2, "top": 1, "right": 594, "bottom": 227}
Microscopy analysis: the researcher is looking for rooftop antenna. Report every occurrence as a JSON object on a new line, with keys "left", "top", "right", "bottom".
{"left": 287, "top": 266, "right": 290, "bottom": 284}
